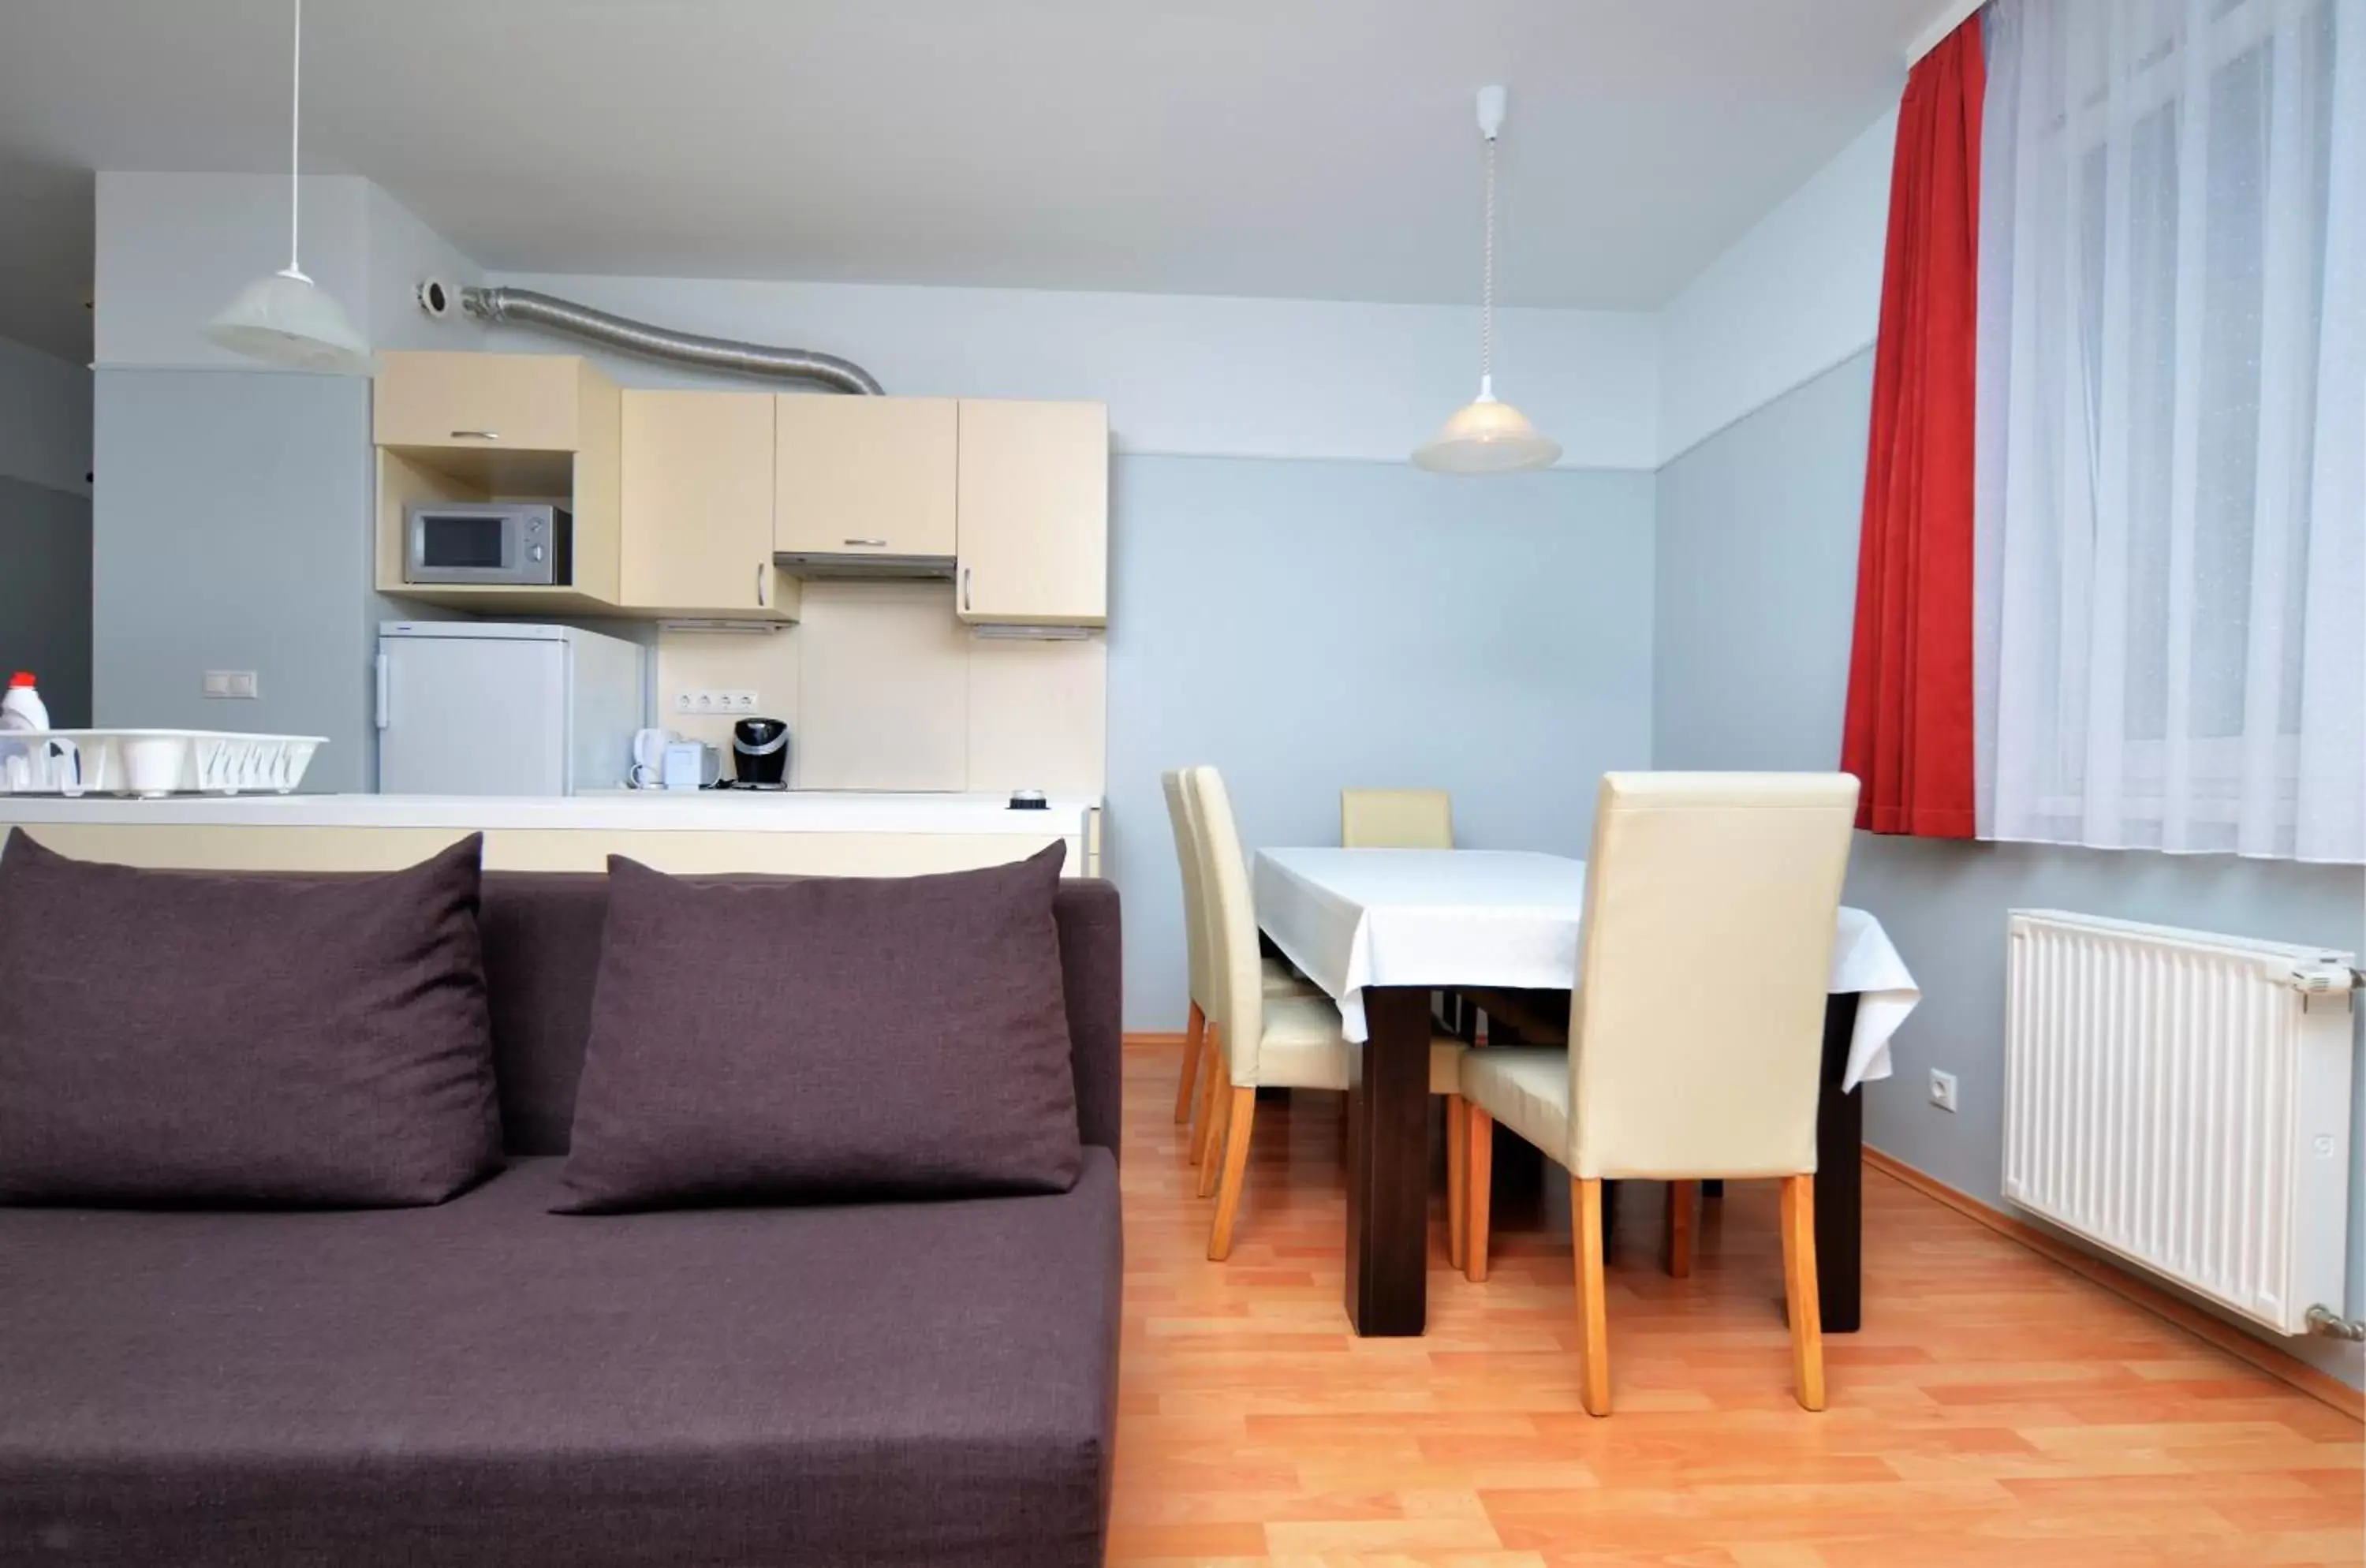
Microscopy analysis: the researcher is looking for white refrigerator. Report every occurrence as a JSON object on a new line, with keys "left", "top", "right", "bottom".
{"left": 376, "top": 622, "right": 648, "bottom": 796}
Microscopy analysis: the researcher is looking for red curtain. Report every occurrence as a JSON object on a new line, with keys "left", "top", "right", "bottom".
{"left": 1841, "top": 18, "right": 1984, "bottom": 838}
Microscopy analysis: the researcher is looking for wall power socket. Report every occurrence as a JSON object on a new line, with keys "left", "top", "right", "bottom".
{"left": 674, "top": 689, "right": 759, "bottom": 715}
{"left": 1928, "top": 1069, "right": 1959, "bottom": 1114}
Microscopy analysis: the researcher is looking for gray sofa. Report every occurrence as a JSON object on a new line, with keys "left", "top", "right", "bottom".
{"left": 0, "top": 871, "right": 1125, "bottom": 1568}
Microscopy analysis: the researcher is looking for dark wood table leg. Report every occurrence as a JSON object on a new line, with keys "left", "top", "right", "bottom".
{"left": 1345, "top": 985, "right": 1434, "bottom": 1336}
{"left": 1815, "top": 991, "right": 1864, "bottom": 1334}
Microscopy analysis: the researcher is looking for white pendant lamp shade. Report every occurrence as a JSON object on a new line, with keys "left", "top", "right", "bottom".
{"left": 1413, "top": 376, "right": 1561, "bottom": 474}
{"left": 204, "top": 0, "right": 372, "bottom": 375}
{"left": 207, "top": 267, "right": 372, "bottom": 374}
{"left": 1413, "top": 85, "right": 1558, "bottom": 475}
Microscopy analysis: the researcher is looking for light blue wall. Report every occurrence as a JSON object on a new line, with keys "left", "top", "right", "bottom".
{"left": 1106, "top": 453, "right": 1657, "bottom": 1033}
{"left": 1653, "top": 347, "right": 2366, "bottom": 1388}
{"left": 1654, "top": 355, "right": 1868, "bottom": 772}
{"left": 92, "top": 371, "right": 386, "bottom": 793}
{"left": 0, "top": 334, "right": 91, "bottom": 500}
{"left": 0, "top": 337, "right": 92, "bottom": 728}
{"left": 0, "top": 477, "right": 92, "bottom": 727}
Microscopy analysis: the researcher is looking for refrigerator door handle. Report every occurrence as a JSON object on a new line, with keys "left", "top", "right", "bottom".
{"left": 374, "top": 653, "right": 391, "bottom": 730}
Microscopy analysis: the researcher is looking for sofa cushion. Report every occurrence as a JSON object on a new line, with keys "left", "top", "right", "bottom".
{"left": 558, "top": 846, "right": 1081, "bottom": 1211}
{"left": 472, "top": 871, "right": 1128, "bottom": 1163}
{"left": 0, "top": 832, "right": 501, "bottom": 1208}
{"left": 0, "top": 1153, "right": 1121, "bottom": 1568}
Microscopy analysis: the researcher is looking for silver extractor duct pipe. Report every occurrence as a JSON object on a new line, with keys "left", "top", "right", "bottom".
{"left": 456, "top": 286, "right": 883, "bottom": 395}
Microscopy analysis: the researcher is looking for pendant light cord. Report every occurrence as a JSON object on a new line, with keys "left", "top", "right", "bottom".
{"left": 287, "top": 0, "right": 302, "bottom": 274}
{"left": 1480, "top": 129, "right": 1497, "bottom": 391}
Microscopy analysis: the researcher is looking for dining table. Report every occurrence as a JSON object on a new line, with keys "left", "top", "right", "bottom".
{"left": 1252, "top": 846, "right": 1921, "bottom": 1338}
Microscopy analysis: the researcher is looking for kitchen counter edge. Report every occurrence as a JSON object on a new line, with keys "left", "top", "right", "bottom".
{"left": 0, "top": 791, "right": 1101, "bottom": 837}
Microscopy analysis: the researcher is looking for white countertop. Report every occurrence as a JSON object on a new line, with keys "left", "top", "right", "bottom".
{"left": 0, "top": 790, "right": 1099, "bottom": 836}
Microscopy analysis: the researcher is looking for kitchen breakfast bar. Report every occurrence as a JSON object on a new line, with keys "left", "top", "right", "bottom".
{"left": 0, "top": 792, "right": 1102, "bottom": 878}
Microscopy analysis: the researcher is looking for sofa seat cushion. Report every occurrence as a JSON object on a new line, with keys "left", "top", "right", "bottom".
{"left": 0, "top": 1153, "right": 1121, "bottom": 1568}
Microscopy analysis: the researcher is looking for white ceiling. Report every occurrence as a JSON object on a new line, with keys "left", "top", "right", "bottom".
{"left": 0, "top": 0, "right": 1941, "bottom": 364}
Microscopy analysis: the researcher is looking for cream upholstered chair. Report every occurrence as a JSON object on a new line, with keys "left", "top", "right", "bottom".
{"left": 1340, "top": 788, "right": 1454, "bottom": 849}
{"left": 1458, "top": 772, "right": 1858, "bottom": 1415}
{"left": 1187, "top": 765, "right": 1470, "bottom": 1260}
{"left": 1160, "top": 769, "right": 1318, "bottom": 1152}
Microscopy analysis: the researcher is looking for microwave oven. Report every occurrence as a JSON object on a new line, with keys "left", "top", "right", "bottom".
{"left": 404, "top": 502, "right": 573, "bottom": 586}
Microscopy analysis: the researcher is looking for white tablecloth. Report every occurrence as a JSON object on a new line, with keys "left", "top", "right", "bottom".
{"left": 1252, "top": 847, "right": 1919, "bottom": 1092}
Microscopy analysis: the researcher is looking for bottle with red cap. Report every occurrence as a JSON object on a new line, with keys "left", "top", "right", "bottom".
{"left": 0, "top": 672, "right": 46, "bottom": 734}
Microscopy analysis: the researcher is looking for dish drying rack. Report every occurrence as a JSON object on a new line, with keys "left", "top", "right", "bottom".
{"left": 0, "top": 730, "right": 328, "bottom": 797}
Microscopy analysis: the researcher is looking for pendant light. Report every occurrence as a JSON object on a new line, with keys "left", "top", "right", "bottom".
{"left": 1413, "top": 85, "right": 1560, "bottom": 475}
{"left": 203, "top": 0, "right": 372, "bottom": 374}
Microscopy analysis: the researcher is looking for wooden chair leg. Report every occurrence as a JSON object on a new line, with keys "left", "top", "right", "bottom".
{"left": 1173, "top": 1002, "right": 1205, "bottom": 1123}
{"left": 1446, "top": 1093, "right": 1467, "bottom": 1271}
{"left": 1574, "top": 1176, "right": 1610, "bottom": 1416}
{"left": 1662, "top": 1179, "right": 1696, "bottom": 1279}
{"left": 1463, "top": 1101, "right": 1494, "bottom": 1282}
{"left": 1189, "top": 1023, "right": 1222, "bottom": 1168}
{"left": 1781, "top": 1174, "right": 1826, "bottom": 1411}
{"left": 1196, "top": 1070, "right": 1232, "bottom": 1197}
{"left": 1206, "top": 1088, "right": 1258, "bottom": 1260}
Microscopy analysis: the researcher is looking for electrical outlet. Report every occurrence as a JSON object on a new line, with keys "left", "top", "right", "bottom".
{"left": 674, "top": 689, "right": 759, "bottom": 715}
{"left": 202, "top": 670, "right": 259, "bottom": 699}
{"left": 1928, "top": 1069, "right": 1959, "bottom": 1114}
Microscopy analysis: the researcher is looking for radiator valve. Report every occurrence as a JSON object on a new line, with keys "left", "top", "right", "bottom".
{"left": 2286, "top": 961, "right": 2359, "bottom": 999}
{"left": 2304, "top": 1305, "right": 2365, "bottom": 1341}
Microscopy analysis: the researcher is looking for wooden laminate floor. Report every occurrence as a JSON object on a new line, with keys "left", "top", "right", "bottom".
{"left": 1110, "top": 1040, "right": 2364, "bottom": 1566}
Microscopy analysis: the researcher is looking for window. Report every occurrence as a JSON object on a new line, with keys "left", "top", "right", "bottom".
{"left": 1974, "top": 0, "right": 2361, "bottom": 862}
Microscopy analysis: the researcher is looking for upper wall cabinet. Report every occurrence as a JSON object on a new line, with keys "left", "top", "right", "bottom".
{"left": 374, "top": 352, "right": 592, "bottom": 453}
{"left": 371, "top": 352, "right": 623, "bottom": 614}
{"left": 956, "top": 400, "right": 1109, "bottom": 629}
{"left": 373, "top": 356, "right": 1108, "bottom": 629}
{"left": 619, "top": 390, "right": 797, "bottom": 622}
{"left": 774, "top": 396, "right": 957, "bottom": 566}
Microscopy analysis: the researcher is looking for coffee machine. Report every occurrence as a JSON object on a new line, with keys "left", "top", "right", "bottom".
{"left": 729, "top": 718, "right": 790, "bottom": 790}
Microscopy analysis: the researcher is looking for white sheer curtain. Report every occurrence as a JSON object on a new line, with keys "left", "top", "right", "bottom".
{"left": 1976, "top": 0, "right": 2364, "bottom": 863}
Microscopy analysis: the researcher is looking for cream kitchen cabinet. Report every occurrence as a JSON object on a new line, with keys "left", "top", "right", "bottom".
{"left": 375, "top": 356, "right": 1109, "bottom": 629}
{"left": 618, "top": 390, "right": 797, "bottom": 621}
{"left": 954, "top": 400, "right": 1109, "bottom": 628}
{"left": 373, "top": 352, "right": 594, "bottom": 452}
{"left": 774, "top": 396, "right": 957, "bottom": 566}
{"left": 373, "top": 351, "right": 623, "bottom": 614}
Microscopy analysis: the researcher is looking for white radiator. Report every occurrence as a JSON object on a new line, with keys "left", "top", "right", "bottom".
{"left": 2002, "top": 909, "right": 2357, "bottom": 1335}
